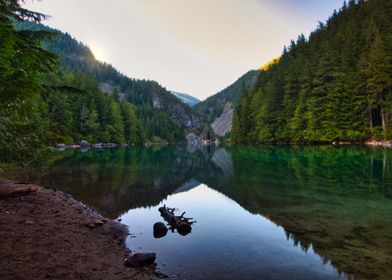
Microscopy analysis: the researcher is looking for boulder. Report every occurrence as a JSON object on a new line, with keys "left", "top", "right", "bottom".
{"left": 124, "top": 253, "right": 156, "bottom": 267}
{"left": 78, "top": 140, "right": 90, "bottom": 147}
{"left": 153, "top": 222, "right": 168, "bottom": 238}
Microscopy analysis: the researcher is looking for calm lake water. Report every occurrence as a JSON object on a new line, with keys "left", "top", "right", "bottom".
{"left": 3, "top": 145, "right": 392, "bottom": 279}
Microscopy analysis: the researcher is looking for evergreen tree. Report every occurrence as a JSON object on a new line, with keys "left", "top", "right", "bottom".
{"left": 0, "top": 0, "right": 56, "bottom": 163}
{"left": 232, "top": 0, "right": 392, "bottom": 143}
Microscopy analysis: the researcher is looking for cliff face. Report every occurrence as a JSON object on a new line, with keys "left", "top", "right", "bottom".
{"left": 211, "top": 103, "right": 234, "bottom": 136}
{"left": 168, "top": 102, "right": 202, "bottom": 129}
{"left": 195, "top": 70, "right": 258, "bottom": 137}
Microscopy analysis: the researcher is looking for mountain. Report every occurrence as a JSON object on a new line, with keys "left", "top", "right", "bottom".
{"left": 232, "top": 0, "right": 392, "bottom": 143}
{"left": 13, "top": 21, "right": 205, "bottom": 142}
{"left": 194, "top": 70, "right": 259, "bottom": 136}
{"left": 171, "top": 91, "right": 201, "bottom": 107}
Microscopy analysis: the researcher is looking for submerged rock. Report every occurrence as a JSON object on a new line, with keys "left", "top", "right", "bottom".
{"left": 153, "top": 222, "right": 168, "bottom": 238}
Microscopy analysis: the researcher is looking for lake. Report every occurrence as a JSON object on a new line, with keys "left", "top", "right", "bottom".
{"left": 3, "top": 145, "right": 392, "bottom": 279}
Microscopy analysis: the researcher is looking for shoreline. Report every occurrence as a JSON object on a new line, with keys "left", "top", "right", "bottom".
{"left": 0, "top": 178, "right": 158, "bottom": 280}
{"left": 226, "top": 140, "right": 392, "bottom": 148}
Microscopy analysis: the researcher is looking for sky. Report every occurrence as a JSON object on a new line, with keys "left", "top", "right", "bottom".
{"left": 23, "top": 0, "right": 344, "bottom": 100}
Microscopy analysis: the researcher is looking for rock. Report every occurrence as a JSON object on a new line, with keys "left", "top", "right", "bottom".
{"left": 92, "top": 143, "right": 119, "bottom": 148}
{"left": 57, "top": 143, "right": 66, "bottom": 150}
{"left": 186, "top": 132, "right": 204, "bottom": 145}
{"left": 94, "top": 220, "right": 104, "bottom": 226}
{"left": 211, "top": 102, "right": 234, "bottom": 136}
{"left": 124, "top": 253, "right": 156, "bottom": 268}
{"left": 86, "top": 223, "right": 95, "bottom": 229}
{"left": 153, "top": 222, "right": 168, "bottom": 238}
{"left": 78, "top": 140, "right": 90, "bottom": 147}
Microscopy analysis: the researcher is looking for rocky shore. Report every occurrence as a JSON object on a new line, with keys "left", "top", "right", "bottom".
{"left": 0, "top": 178, "right": 158, "bottom": 280}
{"left": 365, "top": 140, "right": 392, "bottom": 148}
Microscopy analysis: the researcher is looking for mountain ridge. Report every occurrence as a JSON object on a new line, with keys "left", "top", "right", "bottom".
{"left": 170, "top": 91, "right": 201, "bottom": 107}
{"left": 14, "top": 20, "right": 205, "bottom": 141}
{"left": 194, "top": 70, "right": 259, "bottom": 137}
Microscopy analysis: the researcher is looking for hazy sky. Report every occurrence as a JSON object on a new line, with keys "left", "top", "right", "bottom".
{"left": 24, "top": 0, "right": 344, "bottom": 100}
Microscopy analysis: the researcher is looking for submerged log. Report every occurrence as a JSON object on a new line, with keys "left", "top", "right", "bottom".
{"left": 158, "top": 205, "right": 194, "bottom": 236}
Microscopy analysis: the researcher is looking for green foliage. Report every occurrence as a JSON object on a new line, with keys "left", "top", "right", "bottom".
{"left": 13, "top": 19, "right": 198, "bottom": 143}
{"left": 233, "top": 0, "right": 392, "bottom": 143}
{"left": 1, "top": 2, "right": 197, "bottom": 164}
{"left": 0, "top": 0, "right": 56, "bottom": 164}
{"left": 137, "top": 106, "right": 185, "bottom": 143}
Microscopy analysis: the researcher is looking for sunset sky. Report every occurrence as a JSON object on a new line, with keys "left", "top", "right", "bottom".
{"left": 24, "top": 0, "right": 344, "bottom": 100}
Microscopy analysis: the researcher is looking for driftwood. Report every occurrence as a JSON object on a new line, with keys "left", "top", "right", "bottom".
{"left": 158, "top": 205, "right": 194, "bottom": 236}
{"left": 0, "top": 186, "right": 38, "bottom": 200}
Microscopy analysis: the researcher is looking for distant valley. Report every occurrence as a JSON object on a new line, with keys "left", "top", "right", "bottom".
{"left": 171, "top": 91, "right": 201, "bottom": 107}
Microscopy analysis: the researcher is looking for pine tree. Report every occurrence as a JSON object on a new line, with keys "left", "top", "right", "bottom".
{"left": 365, "top": 34, "right": 392, "bottom": 135}
{"left": 121, "top": 102, "right": 138, "bottom": 144}
{"left": 0, "top": 0, "right": 56, "bottom": 163}
{"left": 233, "top": 0, "right": 392, "bottom": 143}
{"left": 106, "top": 101, "right": 125, "bottom": 144}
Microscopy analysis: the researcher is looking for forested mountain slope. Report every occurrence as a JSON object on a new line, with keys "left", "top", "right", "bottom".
{"left": 194, "top": 70, "right": 258, "bottom": 136}
{"left": 14, "top": 21, "right": 204, "bottom": 140}
{"left": 232, "top": 0, "right": 392, "bottom": 143}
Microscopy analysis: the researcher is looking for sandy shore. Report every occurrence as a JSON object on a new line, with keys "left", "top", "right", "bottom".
{"left": 0, "top": 178, "right": 159, "bottom": 280}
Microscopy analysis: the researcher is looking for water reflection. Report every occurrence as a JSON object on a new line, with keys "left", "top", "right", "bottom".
{"left": 122, "top": 184, "right": 342, "bottom": 280}
{"left": 3, "top": 145, "right": 392, "bottom": 279}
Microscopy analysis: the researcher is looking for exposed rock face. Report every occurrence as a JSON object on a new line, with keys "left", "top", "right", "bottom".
{"left": 186, "top": 133, "right": 204, "bottom": 145}
{"left": 152, "top": 95, "right": 161, "bottom": 109}
{"left": 211, "top": 103, "right": 234, "bottom": 136}
{"left": 99, "top": 83, "right": 126, "bottom": 101}
{"left": 169, "top": 103, "right": 202, "bottom": 129}
{"left": 194, "top": 70, "right": 258, "bottom": 123}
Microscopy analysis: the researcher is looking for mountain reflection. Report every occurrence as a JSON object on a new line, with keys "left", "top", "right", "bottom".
{"left": 3, "top": 145, "right": 392, "bottom": 279}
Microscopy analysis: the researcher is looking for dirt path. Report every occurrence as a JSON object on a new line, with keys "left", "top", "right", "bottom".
{"left": 0, "top": 178, "right": 158, "bottom": 280}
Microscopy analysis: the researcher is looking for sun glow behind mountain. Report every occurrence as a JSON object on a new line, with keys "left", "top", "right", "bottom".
{"left": 89, "top": 44, "right": 106, "bottom": 62}
{"left": 22, "top": 0, "right": 344, "bottom": 100}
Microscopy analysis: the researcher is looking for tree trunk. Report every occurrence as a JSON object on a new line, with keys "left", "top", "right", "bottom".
{"left": 367, "top": 95, "right": 373, "bottom": 131}
{"left": 381, "top": 105, "right": 387, "bottom": 133}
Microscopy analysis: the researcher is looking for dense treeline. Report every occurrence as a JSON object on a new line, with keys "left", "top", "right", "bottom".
{"left": 14, "top": 20, "right": 199, "bottom": 135}
{"left": 13, "top": 20, "right": 189, "bottom": 142}
{"left": 0, "top": 0, "right": 56, "bottom": 163}
{"left": 232, "top": 0, "right": 392, "bottom": 143}
{"left": 0, "top": 1, "right": 183, "bottom": 164}
{"left": 44, "top": 72, "right": 145, "bottom": 145}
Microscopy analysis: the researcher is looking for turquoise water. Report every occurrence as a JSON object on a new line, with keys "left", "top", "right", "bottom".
{"left": 3, "top": 145, "right": 392, "bottom": 279}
